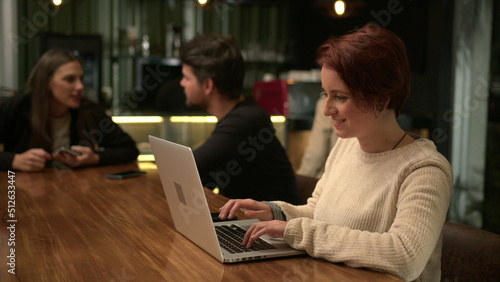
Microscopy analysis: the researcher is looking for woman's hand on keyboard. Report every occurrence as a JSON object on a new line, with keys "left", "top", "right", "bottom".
{"left": 219, "top": 199, "right": 272, "bottom": 221}
{"left": 243, "top": 220, "right": 287, "bottom": 248}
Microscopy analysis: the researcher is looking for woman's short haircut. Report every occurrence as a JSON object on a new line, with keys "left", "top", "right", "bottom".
{"left": 317, "top": 24, "right": 411, "bottom": 117}
{"left": 180, "top": 34, "right": 245, "bottom": 100}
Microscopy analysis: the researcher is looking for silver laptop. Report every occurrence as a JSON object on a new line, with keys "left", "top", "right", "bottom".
{"left": 149, "top": 135, "right": 305, "bottom": 263}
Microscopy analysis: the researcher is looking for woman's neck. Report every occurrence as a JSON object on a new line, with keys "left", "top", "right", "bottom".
{"left": 357, "top": 118, "right": 409, "bottom": 153}
{"left": 49, "top": 97, "right": 71, "bottom": 118}
{"left": 50, "top": 104, "right": 70, "bottom": 118}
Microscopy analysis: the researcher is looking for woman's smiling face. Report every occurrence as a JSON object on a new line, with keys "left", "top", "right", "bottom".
{"left": 321, "top": 66, "right": 377, "bottom": 139}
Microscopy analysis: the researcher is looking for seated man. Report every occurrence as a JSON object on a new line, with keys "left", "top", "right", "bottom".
{"left": 179, "top": 34, "right": 299, "bottom": 204}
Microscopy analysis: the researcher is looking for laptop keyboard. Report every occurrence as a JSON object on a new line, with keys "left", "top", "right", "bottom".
{"left": 215, "top": 224, "right": 277, "bottom": 253}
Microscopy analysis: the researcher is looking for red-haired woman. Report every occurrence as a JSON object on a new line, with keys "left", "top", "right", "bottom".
{"left": 219, "top": 24, "right": 452, "bottom": 281}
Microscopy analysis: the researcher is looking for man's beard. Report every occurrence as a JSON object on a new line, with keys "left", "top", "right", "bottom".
{"left": 185, "top": 98, "right": 207, "bottom": 111}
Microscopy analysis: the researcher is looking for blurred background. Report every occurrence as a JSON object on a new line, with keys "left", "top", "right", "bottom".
{"left": 0, "top": 0, "right": 499, "bottom": 234}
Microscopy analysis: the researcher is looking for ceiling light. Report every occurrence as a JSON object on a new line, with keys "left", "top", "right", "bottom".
{"left": 334, "top": 0, "right": 345, "bottom": 16}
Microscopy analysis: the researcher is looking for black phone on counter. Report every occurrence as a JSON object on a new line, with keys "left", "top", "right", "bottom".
{"left": 106, "top": 170, "right": 147, "bottom": 179}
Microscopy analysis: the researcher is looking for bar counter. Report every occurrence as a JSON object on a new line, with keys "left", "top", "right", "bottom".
{"left": 0, "top": 163, "right": 401, "bottom": 281}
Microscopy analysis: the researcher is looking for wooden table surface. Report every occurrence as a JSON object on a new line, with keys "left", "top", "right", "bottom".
{"left": 0, "top": 162, "right": 401, "bottom": 281}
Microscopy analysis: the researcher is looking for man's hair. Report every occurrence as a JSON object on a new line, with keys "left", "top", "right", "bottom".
{"left": 317, "top": 24, "right": 411, "bottom": 117}
{"left": 180, "top": 34, "right": 245, "bottom": 100}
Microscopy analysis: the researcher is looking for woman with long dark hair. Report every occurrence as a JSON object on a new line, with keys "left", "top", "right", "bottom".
{"left": 0, "top": 48, "right": 138, "bottom": 171}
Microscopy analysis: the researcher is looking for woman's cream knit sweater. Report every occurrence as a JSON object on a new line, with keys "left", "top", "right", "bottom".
{"left": 276, "top": 137, "right": 452, "bottom": 281}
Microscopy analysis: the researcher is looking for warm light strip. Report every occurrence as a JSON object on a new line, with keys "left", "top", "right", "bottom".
{"left": 169, "top": 116, "right": 218, "bottom": 123}
{"left": 112, "top": 116, "right": 164, "bottom": 123}
{"left": 169, "top": 116, "right": 285, "bottom": 123}
{"left": 138, "top": 162, "right": 157, "bottom": 171}
{"left": 138, "top": 154, "right": 155, "bottom": 162}
{"left": 271, "top": 116, "right": 286, "bottom": 123}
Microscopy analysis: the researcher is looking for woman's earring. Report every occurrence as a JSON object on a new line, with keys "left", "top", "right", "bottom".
{"left": 376, "top": 104, "right": 384, "bottom": 112}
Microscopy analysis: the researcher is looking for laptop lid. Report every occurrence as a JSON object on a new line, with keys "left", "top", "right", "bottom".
{"left": 149, "top": 135, "right": 224, "bottom": 261}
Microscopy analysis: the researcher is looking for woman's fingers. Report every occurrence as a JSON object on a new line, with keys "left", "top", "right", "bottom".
{"left": 242, "top": 220, "right": 287, "bottom": 247}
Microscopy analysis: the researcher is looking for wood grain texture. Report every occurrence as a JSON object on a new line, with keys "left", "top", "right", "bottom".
{"left": 0, "top": 163, "right": 401, "bottom": 281}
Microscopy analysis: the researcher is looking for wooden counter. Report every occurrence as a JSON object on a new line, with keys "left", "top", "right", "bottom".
{"left": 0, "top": 163, "right": 401, "bottom": 281}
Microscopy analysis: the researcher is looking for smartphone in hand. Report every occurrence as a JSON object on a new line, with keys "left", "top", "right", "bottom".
{"left": 53, "top": 146, "right": 82, "bottom": 158}
{"left": 106, "top": 170, "right": 147, "bottom": 179}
